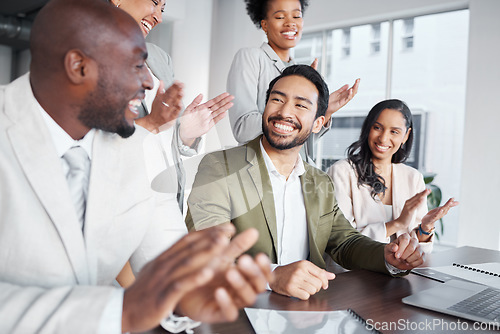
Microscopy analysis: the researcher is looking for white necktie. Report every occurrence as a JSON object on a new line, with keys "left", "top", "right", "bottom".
{"left": 63, "top": 146, "right": 90, "bottom": 230}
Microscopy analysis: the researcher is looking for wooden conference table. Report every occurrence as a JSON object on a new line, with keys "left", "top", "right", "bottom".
{"left": 152, "top": 246, "right": 500, "bottom": 334}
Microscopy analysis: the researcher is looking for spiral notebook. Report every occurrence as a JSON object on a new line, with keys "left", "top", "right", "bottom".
{"left": 412, "top": 262, "right": 500, "bottom": 289}
{"left": 244, "top": 308, "right": 380, "bottom": 334}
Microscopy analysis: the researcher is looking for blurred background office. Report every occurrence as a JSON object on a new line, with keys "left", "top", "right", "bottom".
{"left": 1, "top": 0, "right": 499, "bottom": 250}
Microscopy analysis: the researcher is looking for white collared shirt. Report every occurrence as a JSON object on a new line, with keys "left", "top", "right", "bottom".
{"left": 37, "top": 104, "right": 95, "bottom": 172}
{"left": 260, "top": 140, "right": 309, "bottom": 270}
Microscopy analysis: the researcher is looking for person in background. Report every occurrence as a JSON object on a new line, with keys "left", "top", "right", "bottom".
{"left": 110, "top": 0, "right": 236, "bottom": 287}
{"left": 327, "top": 99, "right": 458, "bottom": 253}
{"left": 111, "top": 0, "right": 234, "bottom": 210}
{"left": 0, "top": 0, "right": 272, "bottom": 332}
{"left": 187, "top": 65, "right": 425, "bottom": 301}
{"left": 227, "top": 0, "right": 360, "bottom": 163}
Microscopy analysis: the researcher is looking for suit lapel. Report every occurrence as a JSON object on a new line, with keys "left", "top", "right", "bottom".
{"left": 261, "top": 42, "right": 286, "bottom": 74}
{"left": 245, "top": 138, "right": 279, "bottom": 253}
{"left": 83, "top": 130, "right": 122, "bottom": 285}
{"left": 6, "top": 75, "right": 90, "bottom": 284}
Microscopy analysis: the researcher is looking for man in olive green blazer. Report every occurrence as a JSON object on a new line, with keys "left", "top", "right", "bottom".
{"left": 186, "top": 65, "right": 426, "bottom": 300}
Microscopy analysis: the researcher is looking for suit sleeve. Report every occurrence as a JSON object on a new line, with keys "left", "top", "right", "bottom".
{"left": 227, "top": 48, "right": 264, "bottom": 144}
{"left": 0, "top": 283, "right": 121, "bottom": 334}
{"left": 185, "top": 153, "right": 232, "bottom": 231}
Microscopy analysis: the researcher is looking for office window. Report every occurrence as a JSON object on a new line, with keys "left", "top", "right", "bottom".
{"left": 402, "top": 18, "right": 414, "bottom": 50}
{"left": 371, "top": 23, "right": 381, "bottom": 54}
{"left": 323, "top": 22, "right": 389, "bottom": 114}
{"left": 341, "top": 28, "right": 351, "bottom": 57}
{"left": 292, "top": 32, "right": 323, "bottom": 68}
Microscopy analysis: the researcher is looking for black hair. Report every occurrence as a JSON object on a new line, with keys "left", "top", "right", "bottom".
{"left": 347, "top": 99, "right": 414, "bottom": 198}
{"left": 265, "top": 64, "right": 329, "bottom": 119}
{"left": 245, "top": 0, "right": 309, "bottom": 28}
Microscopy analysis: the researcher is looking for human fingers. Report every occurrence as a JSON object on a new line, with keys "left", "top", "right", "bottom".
{"left": 235, "top": 254, "right": 270, "bottom": 293}
{"left": 211, "top": 110, "right": 228, "bottom": 125}
{"left": 397, "top": 234, "right": 420, "bottom": 261}
{"left": 214, "top": 287, "right": 239, "bottom": 322}
{"left": 402, "top": 246, "right": 425, "bottom": 268}
{"left": 122, "top": 266, "right": 214, "bottom": 333}
{"left": 306, "top": 262, "right": 334, "bottom": 290}
{"left": 203, "top": 92, "right": 231, "bottom": 108}
{"left": 331, "top": 84, "right": 349, "bottom": 99}
{"left": 155, "top": 80, "right": 166, "bottom": 97}
{"left": 184, "top": 94, "right": 204, "bottom": 114}
{"left": 222, "top": 228, "right": 259, "bottom": 262}
{"left": 151, "top": 229, "right": 232, "bottom": 283}
{"left": 351, "top": 78, "right": 360, "bottom": 95}
{"left": 204, "top": 94, "right": 235, "bottom": 115}
{"left": 290, "top": 262, "right": 325, "bottom": 297}
{"left": 404, "top": 189, "right": 430, "bottom": 211}
{"left": 224, "top": 267, "right": 259, "bottom": 307}
{"left": 161, "top": 82, "right": 184, "bottom": 109}
{"left": 255, "top": 253, "right": 274, "bottom": 285}
{"left": 310, "top": 58, "right": 318, "bottom": 70}
{"left": 394, "top": 233, "right": 411, "bottom": 259}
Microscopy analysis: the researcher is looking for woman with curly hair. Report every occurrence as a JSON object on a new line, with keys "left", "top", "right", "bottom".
{"left": 227, "top": 0, "right": 359, "bottom": 163}
{"left": 327, "top": 99, "right": 458, "bottom": 252}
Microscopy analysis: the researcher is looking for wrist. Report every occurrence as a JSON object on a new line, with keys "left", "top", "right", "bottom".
{"left": 179, "top": 127, "right": 197, "bottom": 147}
{"left": 418, "top": 224, "right": 435, "bottom": 236}
{"left": 135, "top": 116, "right": 159, "bottom": 134}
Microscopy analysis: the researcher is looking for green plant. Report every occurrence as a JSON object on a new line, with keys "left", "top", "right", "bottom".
{"left": 422, "top": 172, "right": 443, "bottom": 240}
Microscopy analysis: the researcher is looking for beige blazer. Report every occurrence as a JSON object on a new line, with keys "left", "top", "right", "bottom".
{"left": 328, "top": 159, "right": 432, "bottom": 253}
{"left": 0, "top": 74, "right": 181, "bottom": 333}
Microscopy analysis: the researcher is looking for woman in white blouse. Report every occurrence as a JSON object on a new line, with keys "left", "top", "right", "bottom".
{"left": 327, "top": 99, "right": 458, "bottom": 252}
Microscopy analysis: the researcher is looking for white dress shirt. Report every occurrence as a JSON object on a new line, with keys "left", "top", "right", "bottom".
{"left": 260, "top": 140, "right": 309, "bottom": 271}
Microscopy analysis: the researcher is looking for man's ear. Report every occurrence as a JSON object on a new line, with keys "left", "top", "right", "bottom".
{"left": 64, "top": 50, "right": 96, "bottom": 84}
{"left": 312, "top": 115, "right": 325, "bottom": 134}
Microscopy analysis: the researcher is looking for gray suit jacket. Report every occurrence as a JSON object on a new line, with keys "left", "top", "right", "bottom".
{"left": 0, "top": 74, "right": 176, "bottom": 333}
{"left": 186, "top": 137, "right": 389, "bottom": 273}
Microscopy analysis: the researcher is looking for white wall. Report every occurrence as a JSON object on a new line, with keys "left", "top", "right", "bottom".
{"left": 458, "top": 0, "right": 500, "bottom": 250}
{"left": 208, "top": 0, "right": 500, "bottom": 250}
{"left": 207, "top": 0, "right": 263, "bottom": 150}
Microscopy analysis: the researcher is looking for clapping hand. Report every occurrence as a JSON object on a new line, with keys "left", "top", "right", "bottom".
{"left": 135, "top": 80, "right": 184, "bottom": 133}
{"left": 179, "top": 92, "right": 234, "bottom": 147}
{"left": 384, "top": 233, "right": 425, "bottom": 271}
{"left": 177, "top": 227, "right": 272, "bottom": 323}
{"left": 421, "top": 197, "right": 459, "bottom": 231}
{"left": 121, "top": 224, "right": 272, "bottom": 332}
{"left": 324, "top": 78, "right": 360, "bottom": 124}
{"left": 386, "top": 189, "right": 430, "bottom": 237}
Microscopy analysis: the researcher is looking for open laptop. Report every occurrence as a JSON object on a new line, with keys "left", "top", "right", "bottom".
{"left": 402, "top": 279, "right": 500, "bottom": 326}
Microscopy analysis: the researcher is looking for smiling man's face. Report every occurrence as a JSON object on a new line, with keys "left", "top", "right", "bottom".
{"left": 262, "top": 74, "right": 323, "bottom": 150}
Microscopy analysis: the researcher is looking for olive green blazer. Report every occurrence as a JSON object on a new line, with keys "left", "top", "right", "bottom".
{"left": 186, "top": 137, "right": 389, "bottom": 273}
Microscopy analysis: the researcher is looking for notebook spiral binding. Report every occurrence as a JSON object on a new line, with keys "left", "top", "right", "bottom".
{"left": 452, "top": 263, "right": 500, "bottom": 277}
{"left": 347, "top": 308, "right": 382, "bottom": 334}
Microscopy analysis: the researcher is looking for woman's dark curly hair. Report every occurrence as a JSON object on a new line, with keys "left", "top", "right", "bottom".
{"left": 347, "top": 99, "right": 413, "bottom": 199}
{"left": 245, "top": 0, "right": 310, "bottom": 28}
